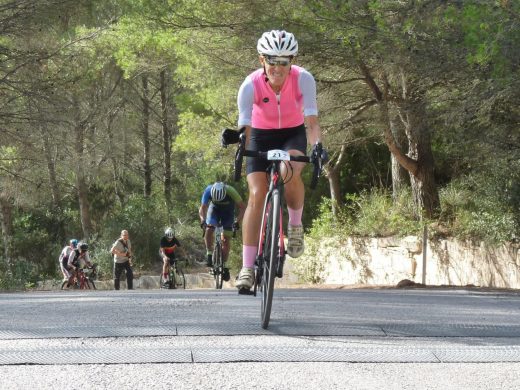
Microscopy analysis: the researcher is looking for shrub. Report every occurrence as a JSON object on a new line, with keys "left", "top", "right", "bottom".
{"left": 350, "top": 189, "right": 421, "bottom": 237}
{"left": 439, "top": 177, "right": 518, "bottom": 243}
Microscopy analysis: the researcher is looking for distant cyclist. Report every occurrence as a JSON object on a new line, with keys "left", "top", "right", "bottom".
{"left": 59, "top": 239, "right": 78, "bottom": 283}
{"left": 66, "top": 242, "right": 93, "bottom": 287}
{"left": 199, "top": 182, "right": 246, "bottom": 269}
{"left": 159, "top": 227, "right": 185, "bottom": 287}
{"left": 234, "top": 30, "right": 327, "bottom": 291}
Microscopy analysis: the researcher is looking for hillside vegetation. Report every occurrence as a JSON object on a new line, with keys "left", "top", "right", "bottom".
{"left": 0, "top": 0, "right": 518, "bottom": 289}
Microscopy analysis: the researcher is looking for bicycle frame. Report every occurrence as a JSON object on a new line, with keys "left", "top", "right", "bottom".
{"left": 162, "top": 258, "right": 186, "bottom": 289}
{"left": 203, "top": 222, "right": 236, "bottom": 289}
{"left": 256, "top": 161, "right": 286, "bottom": 273}
{"left": 214, "top": 225, "right": 224, "bottom": 250}
{"left": 77, "top": 268, "right": 94, "bottom": 289}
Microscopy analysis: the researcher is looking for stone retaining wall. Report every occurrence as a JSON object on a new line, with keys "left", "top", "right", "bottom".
{"left": 289, "top": 236, "right": 520, "bottom": 288}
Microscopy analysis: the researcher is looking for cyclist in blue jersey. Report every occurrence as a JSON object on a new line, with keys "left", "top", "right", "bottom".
{"left": 199, "top": 182, "right": 246, "bottom": 269}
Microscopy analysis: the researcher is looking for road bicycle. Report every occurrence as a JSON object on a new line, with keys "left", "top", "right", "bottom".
{"left": 61, "top": 264, "right": 98, "bottom": 290}
{"left": 160, "top": 258, "right": 186, "bottom": 289}
{"left": 225, "top": 129, "right": 324, "bottom": 329}
{"left": 77, "top": 266, "right": 97, "bottom": 289}
{"left": 202, "top": 224, "right": 236, "bottom": 289}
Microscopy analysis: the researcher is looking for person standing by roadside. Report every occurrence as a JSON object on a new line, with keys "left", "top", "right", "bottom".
{"left": 110, "top": 230, "right": 134, "bottom": 290}
{"left": 59, "top": 239, "right": 78, "bottom": 283}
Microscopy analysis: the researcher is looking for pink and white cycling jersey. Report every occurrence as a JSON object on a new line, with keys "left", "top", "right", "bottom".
{"left": 237, "top": 65, "right": 318, "bottom": 130}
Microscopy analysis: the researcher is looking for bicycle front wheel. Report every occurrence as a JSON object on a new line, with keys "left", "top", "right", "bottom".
{"left": 79, "top": 274, "right": 90, "bottom": 290}
{"left": 174, "top": 267, "right": 186, "bottom": 289}
{"left": 261, "top": 189, "right": 280, "bottom": 329}
{"left": 160, "top": 272, "right": 170, "bottom": 289}
{"left": 213, "top": 243, "right": 223, "bottom": 289}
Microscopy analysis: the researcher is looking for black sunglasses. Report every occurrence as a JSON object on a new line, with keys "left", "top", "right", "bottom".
{"left": 264, "top": 56, "right": 292, "bottom": 66}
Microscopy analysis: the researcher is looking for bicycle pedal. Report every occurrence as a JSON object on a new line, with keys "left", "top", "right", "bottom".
{"left": 238, "top": 288, "right": 254, "bottom": 296}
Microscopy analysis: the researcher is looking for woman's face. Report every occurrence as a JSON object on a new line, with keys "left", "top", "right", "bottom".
{"left": 260, "top": 56, "right": 292, "bottom": 90}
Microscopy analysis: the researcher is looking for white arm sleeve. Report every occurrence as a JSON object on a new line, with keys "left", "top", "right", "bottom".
{"left": 67, "top": 251, "right": 76, "bottom": 267}
{"left": 298, "top": 69, "right": 318, "bottom": 117}
{"left": 237, "top": 76, "right": 254, "bottom": 127}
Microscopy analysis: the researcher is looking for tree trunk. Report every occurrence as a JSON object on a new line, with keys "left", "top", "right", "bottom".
{"left": 39, "top": 124, "right": 66, "bottom": 242}
{"left": 160, "top": 69, "right": 173, "bottom": 217}
{"left": 0, "top": 192, "right": 14, "bottom": 275}
{"left": 73, "top": 97, "right": 93, "bottom": 240}
{"left": 74, "top": 123, "right": 93, "bottom": 239}
{"left": 358, "top": 60, "right": 440, "bottom": 218}
{"left": 107, "top": 110, "right": 126, "bottom": 206}
{"left": 40, "top": 126, "right": 62, "bottom": 210}
{"left": 389, "top": 114, "right": 408, "bottom": 199}
{"left": 141, "top": 75, "right": 152, "bottom": 198}
{"left": 401, "top": 102, "right": 440, "bottom": 218}
{"left": 325, "top": 143, "right": 348, "bottom": 217}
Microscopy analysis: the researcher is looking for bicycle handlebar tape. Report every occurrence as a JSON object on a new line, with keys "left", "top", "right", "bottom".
{"left": 310, "top": 142, "right": 324, "bottom": 190}
{"left": 233, "top": 133, "right": 246, "bottom": 182}
{"left": 234, "top": 147, "right": 243, "bottom": 181}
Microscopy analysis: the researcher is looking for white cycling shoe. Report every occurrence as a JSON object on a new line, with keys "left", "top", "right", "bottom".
{"left": 235, "top": 267, "right": 254, "bottom": 290}
{"left": 287, "top": 224, "right": 305, "bottom": 258}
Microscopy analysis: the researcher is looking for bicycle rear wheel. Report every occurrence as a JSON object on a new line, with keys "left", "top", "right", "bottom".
{"left": 213, "top": 243, "right": 223, "bottom": 289}
{"left": 261, "top": 189, "right": 280, "bottom": 329}
{"left": 174, "top": 266, "right": 186, "bottom": 289}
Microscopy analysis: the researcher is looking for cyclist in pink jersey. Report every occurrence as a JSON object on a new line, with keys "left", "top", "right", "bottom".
{"left": 235, "top": 30, "right": 327, "bottom": 291}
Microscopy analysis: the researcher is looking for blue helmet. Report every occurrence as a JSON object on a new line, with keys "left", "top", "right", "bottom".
{"left": 70, "top": 239, "right": 78, "bottom": 248}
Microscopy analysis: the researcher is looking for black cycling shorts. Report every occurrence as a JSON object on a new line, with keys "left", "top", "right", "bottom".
{"left": 164, "top": 255, "right": 176, "bottom": 266}
{"left": 246, "top": 124, "right": 307, "bottom": 175}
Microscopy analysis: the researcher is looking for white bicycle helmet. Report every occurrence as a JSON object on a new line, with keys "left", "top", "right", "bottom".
{"left": 211, "top": 182, "right": 227, "bottom": 202}
{"left": 165, "top": 227, "right": 174, "bottom": 239}
{"left": 257, "top": 30, "right": 298, "bottom": 57}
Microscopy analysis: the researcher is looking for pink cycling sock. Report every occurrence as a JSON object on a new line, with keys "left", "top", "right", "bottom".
{"left": 287, "top": 206, "right": 303, "bottom": 226}
{"left": 243, "top": 245, "right": 257, "bottom": 268}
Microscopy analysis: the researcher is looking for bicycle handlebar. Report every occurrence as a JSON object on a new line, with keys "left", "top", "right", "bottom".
{"left": 202, "top": 223, "right": 238, "bottom": 238}
{"left": 231, "top": 131, "right": 323, "bottom": 189}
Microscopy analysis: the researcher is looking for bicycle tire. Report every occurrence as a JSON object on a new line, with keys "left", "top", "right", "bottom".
{"left": 213, "top": 243, "right": 223, "bottom": 289}
{"left": 174, "top": 266, "right": 186, "bottom": 289}
{"left": 78, "top": 273, "right": 89, "bottom": 289}
{"left": 168, "top": 268, "right": 176, "bottom": 289}
{"left": 261, "top": 189, "right": 280, "bottom": 329}
{"left": 88, "top": 278, "right": 96, "bottom": 290}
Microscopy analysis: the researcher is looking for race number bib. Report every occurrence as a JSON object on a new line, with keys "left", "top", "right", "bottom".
{"left": 267, "top": 150, "right": 290, "bottom": 161}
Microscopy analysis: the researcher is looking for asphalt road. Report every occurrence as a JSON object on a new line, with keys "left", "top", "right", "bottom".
{"left": 1, "top": 287, "right": 520, "bottom": 389}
